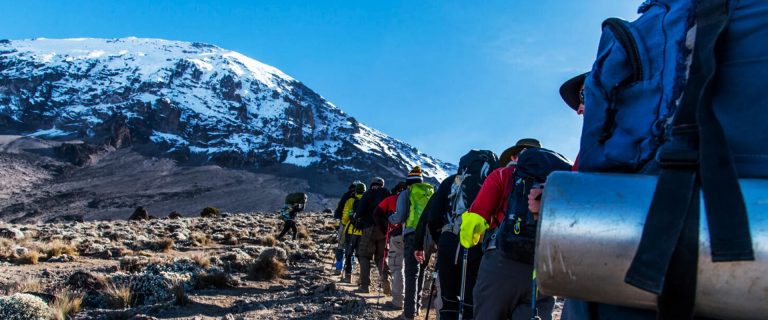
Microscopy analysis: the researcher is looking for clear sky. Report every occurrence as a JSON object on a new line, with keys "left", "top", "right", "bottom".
{"left": 0, "top": 0, "right": 639, "bottom": 164}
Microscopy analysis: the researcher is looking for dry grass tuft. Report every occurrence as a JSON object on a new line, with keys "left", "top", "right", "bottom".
{"left": 191, "top": 233, "right": 212, "bottom": 247}
{"left": 222, "top": 232, "right": 239, "bottom": 245}
{"left": 297, "top": 227, "right": 310, "bottom": 240}
{"left": 45, "top": 240, "right": 79, "bottom": 258}
{"left": 247, "top": 256, "right": 286, "bottom": 281}
{"left": 16, "top": 250, "right": 39, "bottom": 265}
{"left": 119, "top": 256, "right": 148, "bottom": 273}
{"left": 193, "top": 272, "right": 237, "bottom": 289}
{"left": 256, "top": 235, "right": 277, "bottom": 247}
{"left": 2, "top": 277, "right": 44, "bottom": 295}
{"left": 50, "top": 291, "right": 83, "bottom": 320}
{"left": 0, "top": 238, "right": 15, "bottom": 259}
{"left": 191, "top": 254, "right": 211, "bottom": 269}
{"left": 148, "top": 238, "right": 174, "bottom": 252}
{"left": 103, "top": 282, "right": 133, "bottom": 309}
{"left": 170, "top": 280, "right": 189, "bottom": 306}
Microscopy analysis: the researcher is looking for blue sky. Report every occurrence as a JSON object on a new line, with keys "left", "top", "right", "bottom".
{"left": 0, "top": 1, "right": 639, "bottom": 164}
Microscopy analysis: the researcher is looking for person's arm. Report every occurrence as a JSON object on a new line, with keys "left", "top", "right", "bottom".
{"left": 414, "top": 198, "right": 433, "bottom": 251}
{"left": 427, "top": 175, "right": 453, "bottom": 244}
{"left": 467, "top": 168, "right": 506, "bottom": 224}
{"left": 389, "top": 190, "right": 410, "bottom": 224}
{"left": 334, "top": 192, "right": 350, "bottom": 219}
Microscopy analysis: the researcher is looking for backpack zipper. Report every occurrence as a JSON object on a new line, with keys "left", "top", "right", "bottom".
{"left": 603, "top": 18, "right": 644, "bottom": 84}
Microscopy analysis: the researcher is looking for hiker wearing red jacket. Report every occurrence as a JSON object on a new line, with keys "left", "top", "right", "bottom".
{"left": 459, "top": 138, "right": 558, "bottom": 320}
{"left": 373, "top": 181, "right": 408, "bottom": 311}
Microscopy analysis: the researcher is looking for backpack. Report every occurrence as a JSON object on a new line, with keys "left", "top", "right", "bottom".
{"left": 577, "top": 0, "right": 766, "bottom": 317}
{"left": 285, "top": 192, "right": 307, "bottom": 206}
{"left": 405, "top": 183, "right": 435, "bottom": 229}
{"left": 495, "top": 148, "right": 571, "bottom": 264}
{"left": 445, "top": 150, "right": 498, "bottom": 233}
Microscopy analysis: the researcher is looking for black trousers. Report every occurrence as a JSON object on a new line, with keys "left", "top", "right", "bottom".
{"left": 437, "top": 232, "right": 483, "bottom": 320}
{"left": 277, "top": 220, "right": 297, "bottom": 240}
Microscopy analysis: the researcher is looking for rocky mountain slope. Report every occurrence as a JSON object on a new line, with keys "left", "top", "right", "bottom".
{"left": 0, "top": 38, "right": 455, "bottom": 221}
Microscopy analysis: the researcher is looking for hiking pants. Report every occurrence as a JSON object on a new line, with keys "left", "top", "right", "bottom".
{"left": 437, "top": 232, "right": 483, "bottom": 320}
{"left": 404, "top": 233, "right": 428, "bottom": 318}
{"left": 358, "top": 227, "right": 389, "bottom": 289}
{"left": 473, "top": 249, "right": 554, "bottom": 320}
{"left": 388, "top": 234, "right": 405, "bottom": 308}
{"left": 277, "top": 220, "right": 297, "bottom": 240}
{"left": 335, "top": 224, "right": 346, "bottom": 271}
{"left": 344, "top": 234, "right": 361, "bottom": 274}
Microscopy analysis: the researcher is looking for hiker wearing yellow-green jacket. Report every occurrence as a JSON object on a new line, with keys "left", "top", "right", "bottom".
{"left": 388, "top": 166, "right": 434, "bottom": 319}
{"left": 341, "top": 181, "right": 366, "bottom": 283}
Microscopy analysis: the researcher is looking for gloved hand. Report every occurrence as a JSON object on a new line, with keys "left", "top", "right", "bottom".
{"left": 459, "top": 211, "right": 489, "bottom": 248}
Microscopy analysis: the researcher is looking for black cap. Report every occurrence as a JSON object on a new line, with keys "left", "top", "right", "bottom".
{"left": 499, "top": 138, "right": 541, "bottom": 167}
{"left": 559, "top": 72, "right": 588, "bottom": 111}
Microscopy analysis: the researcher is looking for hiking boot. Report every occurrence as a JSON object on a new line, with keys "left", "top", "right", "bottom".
{"left": 333, "top": 269, "right": 342, "bottom": 276}
{"left": 340, "top": 272, "right": 352, "bottom": 284}
{"left": 398, "top": 313, "right": 414, "bottom": 320}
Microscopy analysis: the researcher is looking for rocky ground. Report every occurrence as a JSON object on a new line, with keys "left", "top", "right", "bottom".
{"left": 0, "top": 212, "right": 422, "bottom": 320}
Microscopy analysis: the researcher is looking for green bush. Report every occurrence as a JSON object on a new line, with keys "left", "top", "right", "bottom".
{"left": 199, "top": 207, "right": 220, "bottom": 218}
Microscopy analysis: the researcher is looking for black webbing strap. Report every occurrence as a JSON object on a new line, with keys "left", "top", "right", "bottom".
{"left": 625, "top": 0, "right": 754, "bottom": 308}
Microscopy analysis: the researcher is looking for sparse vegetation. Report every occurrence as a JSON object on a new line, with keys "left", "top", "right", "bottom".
{"left": 0, "top": 293, "right": 52, "bottom": 319}
{"left": 45, "top": 240, "right": 79, "bottom": 258}
{"left": 247, "top": 256, "right": 286, "bottom": 281}
{"left": 256, "top": 235, "right": 277, "bottom": 246}
{"left": 191, "top": 254, "right": 211, "bottom": 269}
{"left": 2, "top": 278, "right": 43, "bottom": 295}
{"left": 223, "top": 232, "right": 239, "bottom": 245}
{"left": 193, "top": 272, "right": 237, "bottom": 289}
{"left": 170, "top": 280, "right": 189, "bottom": 306}
{"left": 103, "top": 282, "right": 133, "bottom": 309}
{"left": 297, "top": 227, "right": 310, "bottom": 240}
{"left": 49, "top": 291, "right": 83, "bottom": 320}
{"left": 191, "top": 233, "right": 212, "bottom": 247}
{"left": 119, "top": 256, "right": 148, "bottom": 273}
{"left": 16, "top": 250, "right": 39, "bottom": 265}
{"left": 200, "top": 207, "right": 220, "bottom": 218}
{"left": 148, "top": 238, "right": 174, "bottom": 252}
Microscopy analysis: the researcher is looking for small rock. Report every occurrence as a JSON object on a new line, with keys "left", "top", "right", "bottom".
{"left": 0, "top": 227, "right": 24, "bottom": 240}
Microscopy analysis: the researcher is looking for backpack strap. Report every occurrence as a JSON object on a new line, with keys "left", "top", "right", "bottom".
{"left": 625, "top": 0, "right": 754, "bottom": 317}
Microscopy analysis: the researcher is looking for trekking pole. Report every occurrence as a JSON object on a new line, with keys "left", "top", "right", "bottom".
{"left": 424, "top": 258, "right": 438, "bottom": 320}
{"left": 530, "top": 268, "right": 541, "bottom": 320}
{"left": 457, "top": 247, "right": 469, "bottom": 320}
{"left": 377, "top": 225, "right": 392, "bottom": 309}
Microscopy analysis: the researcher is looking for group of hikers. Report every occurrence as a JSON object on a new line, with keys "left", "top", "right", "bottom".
{"left": 323, "top": 99, "right": 575, "bottom": 320}
{"left": 273, "top": 1, "right": 768, "bottom": 319}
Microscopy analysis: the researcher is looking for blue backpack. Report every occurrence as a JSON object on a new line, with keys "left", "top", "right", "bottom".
{"left": 578, "top": 0, "right": 768, "bottom": 318}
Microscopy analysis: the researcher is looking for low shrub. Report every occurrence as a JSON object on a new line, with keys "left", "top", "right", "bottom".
{"left": 16, "top": 251, "right": 39, "bottom": 265}
{"left": 103, "top": 282, "right": 133, "bottom": 309}
{"left": 200, "top": 207, "right": 220, "bottom": 218}
{"left": 193, "top": 272, "right": 237, "bottom": 289}
{"left": 191, "top": 233, "right": 211, "bottom": 247}
{"left": 148, "top": 238, "right": 174, "bottom": 252}
{"left": 191, "top": 255, "right": 211, "bottom": 269}
{"left": 247, "top": 256, "right": 285, "bottom": 281}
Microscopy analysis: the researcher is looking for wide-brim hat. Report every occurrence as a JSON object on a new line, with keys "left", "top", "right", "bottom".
{"left": 499, "top": 138, "right": 541, "bottom": 167}
{"left": 559, "top": 72, "right": 588, "bottom": 111}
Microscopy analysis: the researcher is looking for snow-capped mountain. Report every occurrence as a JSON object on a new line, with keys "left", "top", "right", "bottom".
{"left": 0, "top": 37, "right": 454, "bottom": 188}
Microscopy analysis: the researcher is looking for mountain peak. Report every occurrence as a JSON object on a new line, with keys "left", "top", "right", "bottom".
{"left": 0, "top": 37, "right": 454, "bottom": 189}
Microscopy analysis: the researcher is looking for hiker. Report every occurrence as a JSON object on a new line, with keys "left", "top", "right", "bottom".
{"left": 340, "top": 181, "right": 366, "bottom": 283}
{"left": 276, "top": 192, "right": 308, "bottom": 241}
{"left": 388, "top": 166, "right": 435, "bottom": 320}
{"left": 375, "top": 181, "right": 408, "bottom": 311}
{"left": 416, "top": 149, "right": 499, "bottom": 320}
{"left": 334, "top": 182, "right": 358, "bottom": 275}
{"left": 354, "top": 177, "right": 392, "bottom": 293}
{"left": 458, "top": 139, "right": 560, "bottom": 320}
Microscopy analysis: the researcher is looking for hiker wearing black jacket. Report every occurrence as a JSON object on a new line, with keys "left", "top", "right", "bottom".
{"left": 354, "top": 177, "right": 392, "bottom": 293}
{"left": 418, "top": 150, "right": 499, "bottom": 320}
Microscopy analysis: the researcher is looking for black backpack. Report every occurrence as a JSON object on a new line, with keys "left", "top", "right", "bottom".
{"left": 495, "top": 147, "right": 572, "bottom": 264}
{"left": 446, "top": 150, "right": 498, "bottom": 228}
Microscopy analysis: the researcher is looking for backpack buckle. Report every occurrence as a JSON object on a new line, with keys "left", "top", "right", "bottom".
{"left": 657, "top": 141, "right": 699, "bottom": 169}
